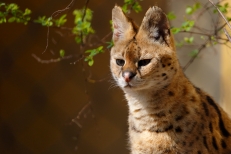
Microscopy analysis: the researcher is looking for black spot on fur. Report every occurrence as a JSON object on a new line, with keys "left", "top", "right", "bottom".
{"left": 206, "top": 96, "right": 230, "bottom": 137}
{"left": 190, "top": 96, "right": 196, "bottom": 102}
{"left": 212, "top": 136, "right": 218, "bottom": 150}
{"left": 171, "top": 67, "right": 174, "bottom": 70}
{"left": 182, "top": 141, "right": 186, "bottom": 146}
{"left": 168, "top": 91, "right": 174, "bottom": 96}
{"left": 201, "top": 123, "right": 204, "bottom": 130}
{"left": 202, "top": 102, "right": 209, "bottom": 116}
{"left": 203, "top": 136, "right": 208, "bottom": 149}
{"left": 189, "top": 141, "right": 194, "bottom": 147}
{"left": 162, "top": 64, "right": 166, "bottom": 67}
{"left": 150, "top": 124, "right": 173, "bottom": 133}
{"left": 165, "top": 124, "right": 173, "bottom": 131}
{"left": 154, "top": 112, "right": 166, "bottom": 118}
{"left": 162, "top": 73, "right": 166, "bottom": 76}
{"left": 163, "top": 149, "right": 171, "bottom": 153}
{"left": 221, "top": 139, "right": 227, "bottom": 149}
{"left": 175, "top": 126, "right": 183, "bottom": 133}
{"left": 195, "top": 86, "right": 201, "bottom": 94}
{"left": 181, "top": 105, "right": 190, "bottom": 115}
{"left": 197, "top": 151, "right": 201, "bottom": 154}
{"left": 175, "top": 115, "right": 183, "bottom": 121}
{"left": 209, "top": 122, "right": 213, "bottom": 133}
{"left": 168, "top": 63, "right": 171, "bottom": 66}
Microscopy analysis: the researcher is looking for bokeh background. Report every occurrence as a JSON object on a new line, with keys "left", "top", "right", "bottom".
{"left": 0, "top": 0, "right": 230, "bottom": 154}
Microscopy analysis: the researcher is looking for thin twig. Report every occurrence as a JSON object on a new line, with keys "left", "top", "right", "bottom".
{"left": 32, "top": 54, "right": 80, "bottom": 64}
{"left": 183, "top": 41, "right": 208, "bottom": 71}
{"left": 72, "top": 0, "right": 94, "bottom": 129}
{"left": 42, "top": 0, "right": 76, "bottom": 54}
{"left": 180, "top": 30, "right": 229, "bottom": 41}
{"left": 224, "top": 28, "right": 231, "bottom": 42}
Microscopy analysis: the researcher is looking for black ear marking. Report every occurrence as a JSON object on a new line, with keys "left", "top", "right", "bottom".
{"left": 140, "top": 6, "right": 171, "bottom": 45}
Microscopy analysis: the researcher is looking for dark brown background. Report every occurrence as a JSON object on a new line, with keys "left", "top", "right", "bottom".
{"left": 0, "top": 0, "right": 168, "bottom": 154}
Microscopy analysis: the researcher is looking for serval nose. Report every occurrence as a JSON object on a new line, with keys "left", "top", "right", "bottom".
{"left": 122, "top": 71, "right": 136, "bottom": 82}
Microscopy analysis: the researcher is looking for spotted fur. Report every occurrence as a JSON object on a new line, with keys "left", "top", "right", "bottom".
{"left": 110, "top": 5, "right": 231, "bottom": 154}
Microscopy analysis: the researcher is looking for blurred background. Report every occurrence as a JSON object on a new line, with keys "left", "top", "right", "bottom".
{"left": 0, "top": 0, "right": 230, "bottom": 154}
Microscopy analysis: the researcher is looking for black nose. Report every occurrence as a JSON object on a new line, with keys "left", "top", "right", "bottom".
{"left": 122, "top": 71, "right": 136, "bottom": 82}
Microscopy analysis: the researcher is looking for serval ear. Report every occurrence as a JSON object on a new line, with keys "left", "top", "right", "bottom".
{"left": 112, "top": 6, "right": 137, "bottom": 44}
{"left": 137, "top": 6, "right": 174, "bottom": 48}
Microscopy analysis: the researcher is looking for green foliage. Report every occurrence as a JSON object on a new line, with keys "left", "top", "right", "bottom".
{"left": 34, "top": 16, "right": 53, "bottom": 26}
{"left": 167, "top": 12, "right": 176, "bottom": 20}
{"left": 34, "top": 14, "right": 67, "bottom": 27}
{"left": 190, "top": 49, "right": 199, "bottom": 57}
{"left": 181, "top": 20, "right": 195, "bottom": 31}
{"left": 171, "top": 20, "right": 194, "bottom": 34}
{"left": 184, "top": 36, "right": 194, "bottom": 44}
{"left": 185, "top": 2, "right": 201, "bottom": 15}
{"left": 106, "top": 41, "right": 114, "bottom": 49}
{"left": 213, "top": 3, "right": 229, "bottom": 14}
{"left": 59, "top": 49, "right": 65, "bottom": 58}
{"left": 72, "top": 8, "right": 94, "bottom": 44}
{"left": 84, "top": 46, "right": 104, "bottom": 66}
{"left": 227, "top": 17, "right": 231, "bottom": 21}
{"left": 54, "top": 14, "right": 67, "bottom": 27}
{"left": 176, "top": 41, "right": 184, "bottom": 47}
{"left": 122, "top": 0, "right": 142, "bottom": 13}
{"left": 0, "top": 2, "right": 31, "bottom": 24}
{"left": 171, "top": 27, "right": 181, "bottom": 34}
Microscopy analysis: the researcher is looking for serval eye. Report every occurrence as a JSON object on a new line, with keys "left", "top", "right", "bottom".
{"left": 116, "top": 59, "right": 125, "bottom": 66}
{"left": 138, "top": 59, "right": 151, "bottom": 67}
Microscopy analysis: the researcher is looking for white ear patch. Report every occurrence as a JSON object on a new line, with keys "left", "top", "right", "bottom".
{"left": 112, "top": 6, "right": 135, "bottom": 43}
{"left": 149, "top": 27, "right": 160, "bottom": 39}
{"left": 112, "top": 18, "right": 124, "bottom": 41}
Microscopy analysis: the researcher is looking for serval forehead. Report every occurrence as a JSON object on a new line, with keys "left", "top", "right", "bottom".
{"left": 123, "top": 39, "right": 142, "bottom": 58}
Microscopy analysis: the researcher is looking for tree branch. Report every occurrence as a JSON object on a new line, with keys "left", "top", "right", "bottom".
{"left": 42, "top": 0, "right": 76, "bottom": 54}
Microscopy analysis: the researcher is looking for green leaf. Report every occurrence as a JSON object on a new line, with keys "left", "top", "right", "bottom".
{"left": 0, "top": 3, "right": 5, "bottom": 7}
{"left": 122, "top": 0, "right": 142, "bottom": 13}
{"left": 186, "top": 3, "right": 201, "bottom": 15}
{"left": 55, "top": 14, "right": 67, "bottom": 27}
{"left": 194, "top": 2, "right": 201, "bottom": 10}
{"left": 184, "top": 37, "right": 194, "bottom": 44}
{"left": 167, "top": 12, "right": 176, "bottom": 20}
{"left": 106, "top": 41, "right": 114, "bottom": 49}
{"left": 186, "top": 7, "right": 193, "bottom": 15}
{"left": 88, "top": 59, "right": 94, "bottom": 66}
{"left": 200, "top": 36, "right": 205, "bottom": 40}
{"left": 122, "top": 4, "right": 128, "bottom": 13}
{"left": 72, "top": 8, "right": 95, "bottom": 44}
{"left": 132, "top": 2, "right": 142, "bottom": 13}
{"left": 190, "top": 49, "right": 199, "bottom": 57}
{"left": 84, "top": 46, "right": 104, "bottom": 66}
{"left": 171, "top": 27, "right": 181, "bottom": 34}
{"left": 227, "top": 17, "right": 231, "bottom": 21}
{"left": 23, "top": 8, "right": 31, "bottom": 16}
{"left": 8, "top": 17, "right": 15, "bottom": 22}
{"left": 181, "top": 20, "right": 194, "bottom": 31}
{"left": 59, "top": 49, "right": 65, "bottom": 58}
